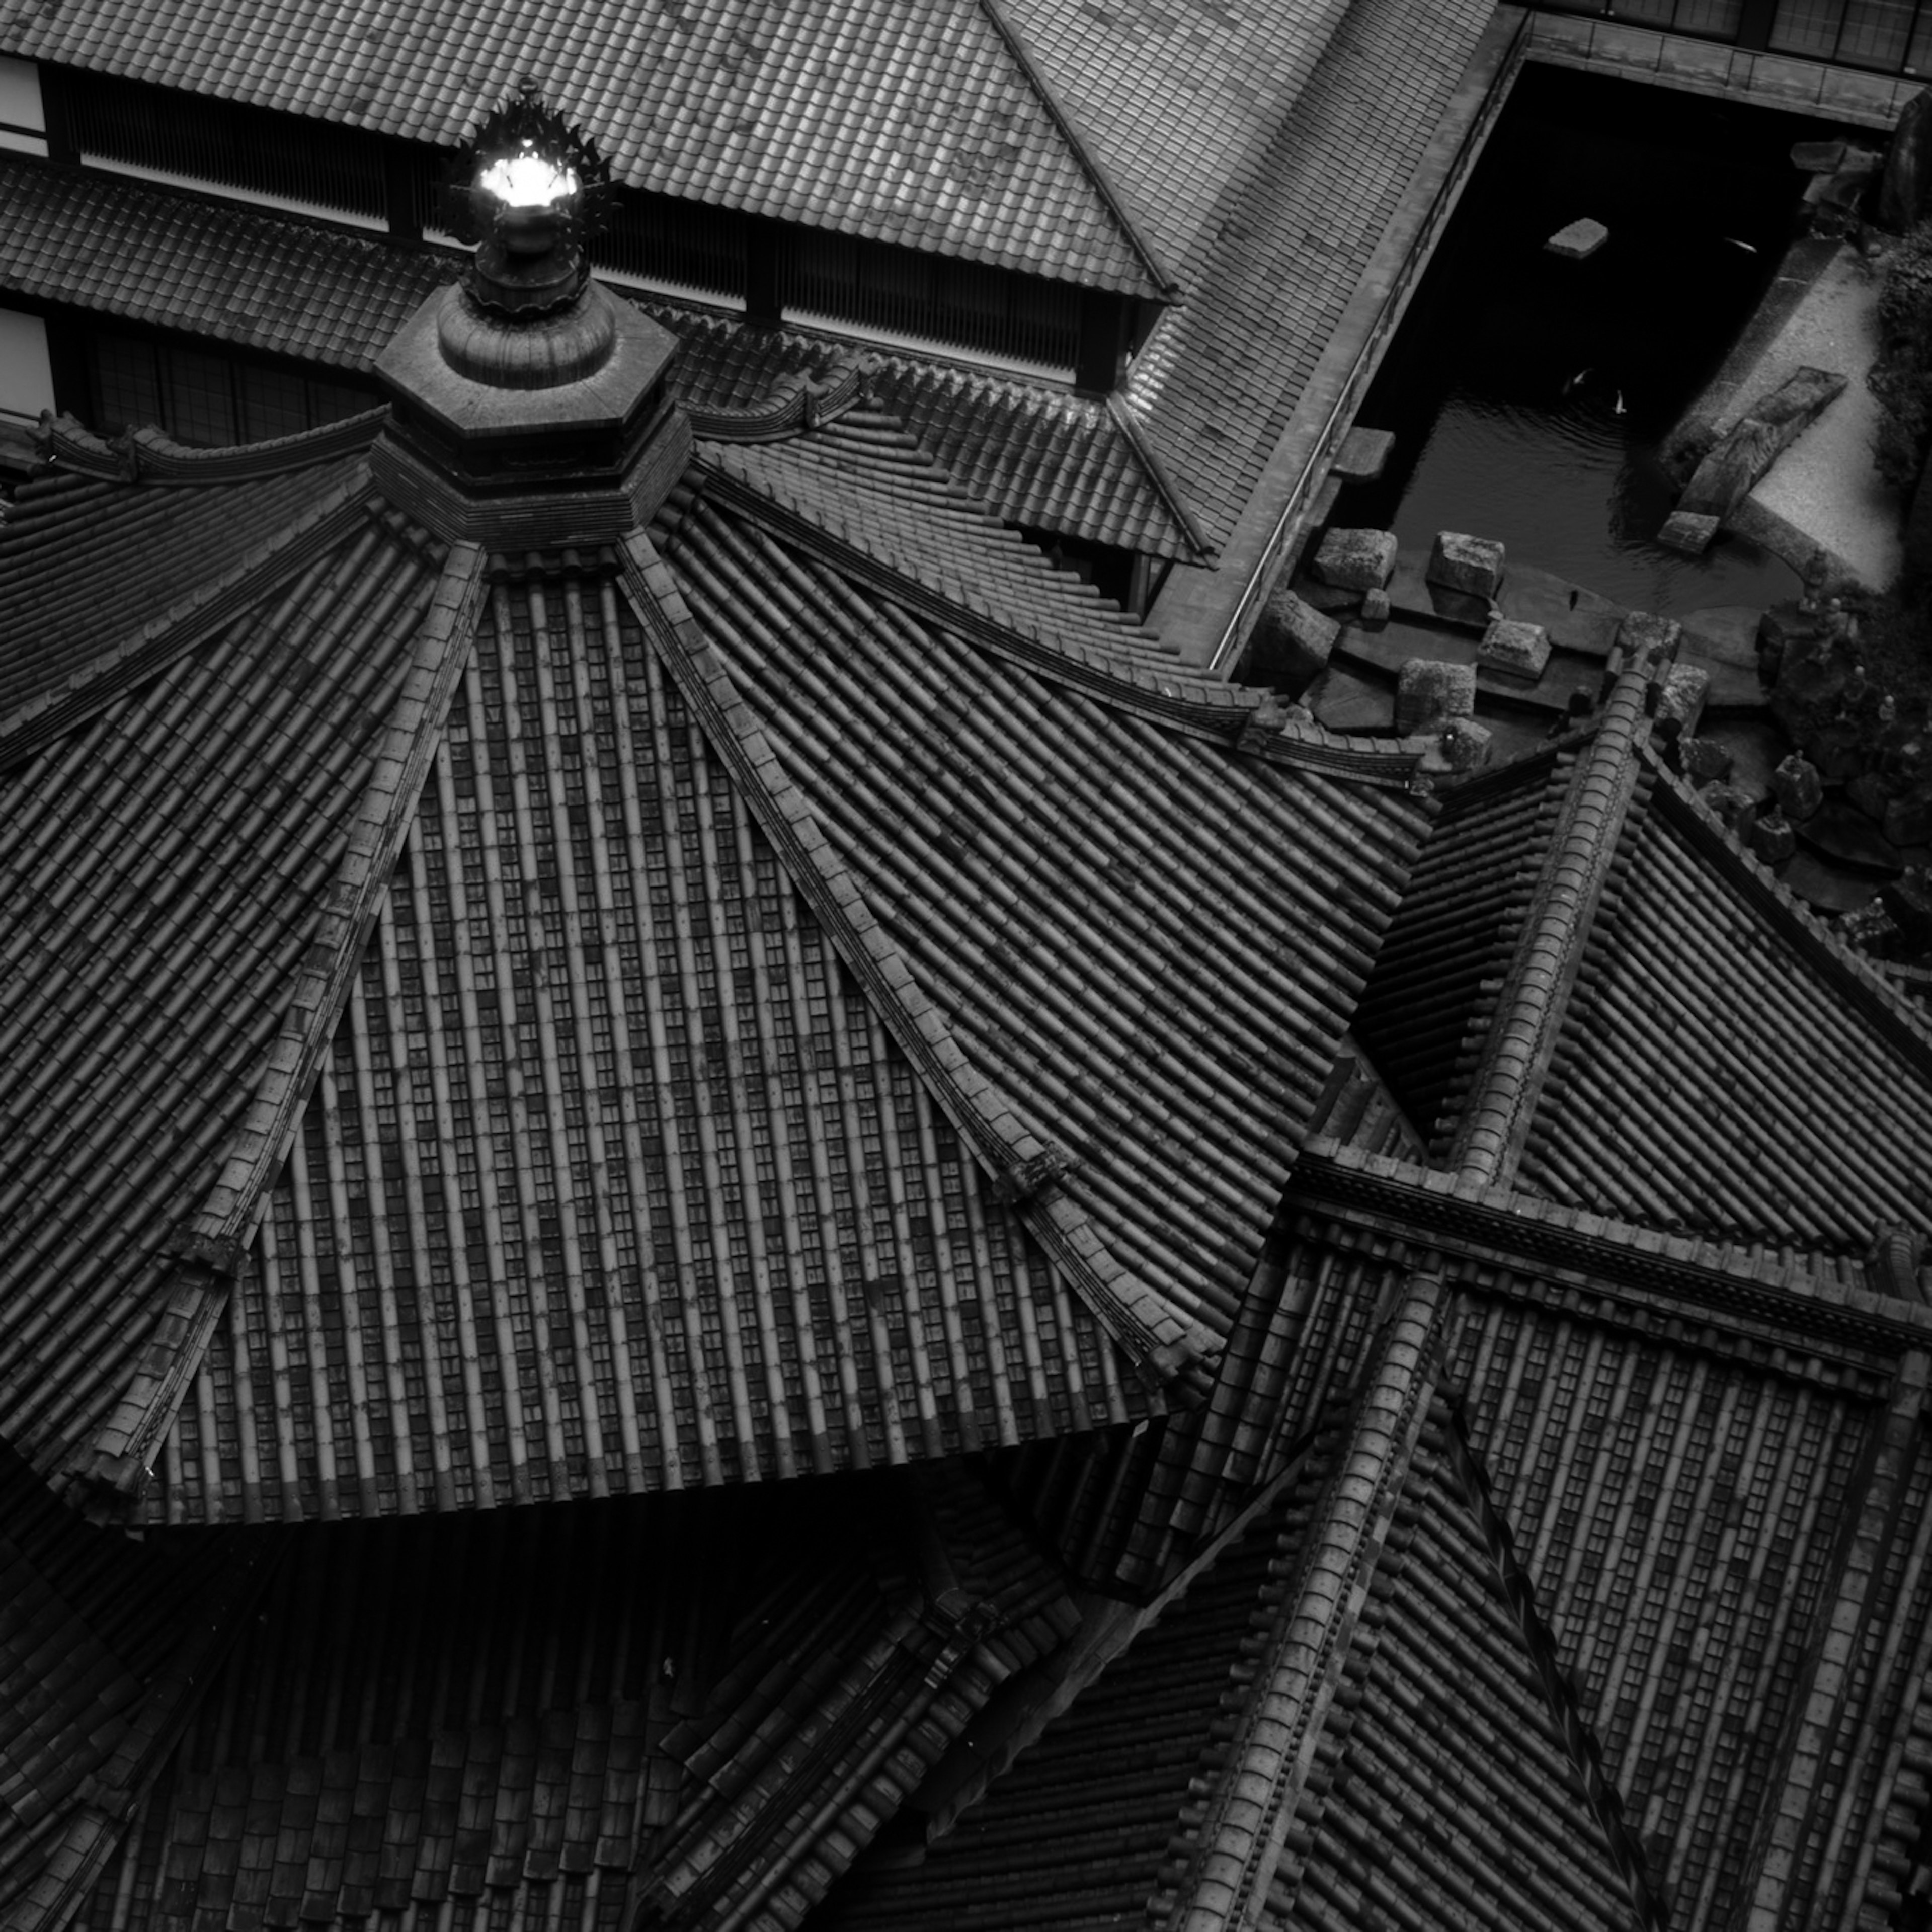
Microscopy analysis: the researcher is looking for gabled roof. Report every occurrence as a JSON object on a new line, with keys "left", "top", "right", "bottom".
{"left": 815, "top": 1384, "right": 1639, "bottom": 1932}
{"left": 0, "top": 0, "right": 1170, "bottom": 295}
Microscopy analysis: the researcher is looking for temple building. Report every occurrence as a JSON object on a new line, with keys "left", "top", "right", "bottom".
{"left": 5, "top": 5, "right": 1932, "bottom": 1932}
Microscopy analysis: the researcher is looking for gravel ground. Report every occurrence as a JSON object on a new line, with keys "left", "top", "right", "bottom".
{"left": 1727, "top": 243, "right": 1905, "bottom": 591}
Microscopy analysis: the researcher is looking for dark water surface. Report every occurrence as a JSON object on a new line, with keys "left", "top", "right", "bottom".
{"left": 1330, "top": 68, "right": 1839, "bottom": 616}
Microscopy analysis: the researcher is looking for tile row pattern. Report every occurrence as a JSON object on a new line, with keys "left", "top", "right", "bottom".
{"left": 658, "top": 479, "right": 1428, "bottom": 1362}
{"left": 1125, "top": 0, "right": 1495, "bottom": 544}
{"left": 1523, "top": 771, "right": 1932, "bottom": 1248}
{"left": 0, "top": 455, "right": 372, "bottom": 751}
{"left": 65, "top": 1463, "right": 1074, "bottom": 1932}
{"left": 0, "top": 500, "right": 447, "bottom": 1486}
{"left": 158, "top": 554, "right": 1141, "bottom": 1522}
{"left": 1, "top": 162, "right": 1208, "bottom": 562}
{"left": 1350, "top": 748, "right": 1574, "bottom": 1155}
{"left": 1443, "top": 1276, "right": 1879, "bottom": 1927}
{"left": 0, "top": 0, "right": 1162, "bottom": 292}
{"left": 693, "top": 411, "right": 1176, "bottom": 670}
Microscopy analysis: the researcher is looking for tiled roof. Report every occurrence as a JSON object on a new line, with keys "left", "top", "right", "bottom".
{"left": 817, "top": 1390, "right": 1638, "bottom": 1932}
{"left": 690, "top": 410, "right": 1182, "bottom": 673}
{"left": 865, "top": 357, "right": 1209, "bottom": 560}
{"left": 1351, "top": 749, "right": 1577, "bottom": 1154}
{"left": 656, "top": 475, "right": 1428, "bottom": 1372}
{"left": 0, "top": 489, "right": 458, "bottom": 1492}
{"left": 1, "top": 165, "right": 1206, "bottom": 559}
{"left": 0, "top": 1444, "right": 267, "bottom": 1932}
{"left": 0, "top": 160, "right": 453, "bottom": 373}
{"left": 158, "top": 551, "right": 1145, "bottom": 1522}
{"left": 0, "top": 451, "right": 374, "bottom": 762}
{"left": 57, "top": 1462, "right": 1079, "bottom": 1932}
{"left": 0, "top": 0, "right": 1167, "bottom": 294}
{"left": 1125, "top": 0, "right": 1495, "bottom": 544}
{"left": 1523, "top": 767, "right": 1932, "bottom": 1249}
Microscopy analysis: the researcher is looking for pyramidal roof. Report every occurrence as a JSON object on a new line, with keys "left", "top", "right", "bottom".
{"left": 0, "top": 0, "right": 1172, "bottom": 296}
{"left": 0, "top": 264, "right": 1429, "bottom": 1521}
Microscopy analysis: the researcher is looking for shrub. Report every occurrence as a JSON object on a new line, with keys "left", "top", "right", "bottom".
{"left": 1870, "top": 222, "right": 1932, "bottom": 493}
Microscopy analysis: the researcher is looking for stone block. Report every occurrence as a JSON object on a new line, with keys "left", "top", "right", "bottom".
{"left": 1676, "top": 736, "right": 1733, "bottom": 784}
{"left": 1360, "top": 586, "right": 1391, "bottom": 626}
{"left": 1395, "top": 659, "right": 1476, "bottom": 736}
{"left": 1770, "top": 753, "right": 1823, "bottom": 822}
{"left": 1792, "top": 138, "right": 1846, "bottom": 173}
{"left": 1427, "top": 531, "right": 1505, "bottom": 600}
{"left": 1615, "top": 611, "right": 1683, "bottom": 677}
{"left": 1705, "top": 782, "right": 1757, "bottom": 830}
{"left": 1886, "top": 789, "right": 1932, "bottom": 848}
{"left": 1477, "top": 617, "right": 1552, "bottom": 681}
{"left": 1546, "top": 217, "right": 1608, "bottom": 259}
{"left": 1333, "top": 427, "right": 1396, "bottom": 482}
{"left": 1438, "top": 719, "right": 1493, "bottom": 773}
{"left": 1655, "top": 664, "right": 1710, "bottom": 740}
{"left": 1658, "top": 510, "right": 1720, "bottom": 555}
{"left": 1747, "top": 811, "right": 1797, "bottom": 865}
{"left": 1248, "top": 585, "right": 1338, "bottom": 696}
{"left": 1313, "top": 526, "right": 1398, "bottom": 591}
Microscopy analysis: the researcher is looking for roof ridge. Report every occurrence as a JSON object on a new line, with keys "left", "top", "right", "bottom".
{"left": 35, "top": 408, "right": 388, "bottom": 484}
{"left": 1438, "top": 1401, "right": 1666, "bottom": 1929}
{"left": 1158, "top": 1268, "right": 1446, "bottom": 1932}
{"left": 1296, "top": 1139, "right": 1932, "bottom": 1337}
{"left": 1444, "top": 618, "right": 1676, "bottom": 1187}
{"left": 58, "top": 541, "right": 487, "bottom": 1515}
{"left": 618, "top": 527, "right": 1218, "bottom": 1396}
{"left": 0, "top": 466, "right": 376, "bottom": 775}
{"left": 971, "top": 0, "right": 1179, "bottom": 298}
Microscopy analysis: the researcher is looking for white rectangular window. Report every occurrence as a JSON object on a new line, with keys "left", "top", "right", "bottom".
{"left": 0, "top": 56, "right": 47, "bottom": 156}
{"left": 0, "top": 307, "right": 55, "bottom": 422}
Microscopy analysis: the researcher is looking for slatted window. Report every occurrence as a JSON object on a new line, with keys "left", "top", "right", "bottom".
{"left": 780, "top": 228, "right": 1081, "bottom": 372}
{"left": 87, "top": 328, "right": 374, "bottom": 443}
{"left": 66, "top": 70, "right": 387, "bottom": 218}
{"left": 594, "top": 189, "right": 748, "bottom": 299}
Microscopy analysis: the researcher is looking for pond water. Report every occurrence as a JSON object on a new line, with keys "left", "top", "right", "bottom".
{"left": 1328, "top": 67, "right": 1840, "bottom": 617}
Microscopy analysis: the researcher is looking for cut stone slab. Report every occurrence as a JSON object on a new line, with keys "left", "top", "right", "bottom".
{"left": 1477, "top": 617, "right": 1552, "bottom": 682}
{"left": 1658, "top": 510, "right": 1721, "bottom": 555}
{"left": 1248, "top": 585, "right": 1337, "bottom": 696}
{"left": 1333, "top": 427, "right": 1395, "bottom": 482}
{"left": 1313, "top": 526, "right": 1398, "bottom": 591}
{"left": 1678, "top": 366, "right": 1847, "bottom": 521}
{"left": 1309, "top": 664, "right": 1393, "bottom": 732}
{"left": 1798, "top": 800, "right": 1907, "bottom": 876}
{"left": 1792, "top": 139, "right": 1847, "bottom": 173}
{"left": 1546, "top": 217, "right": 1608, "bottom": 260}
{"left": 1395, "top": 659, "right": 1476, "bottom": 735}
{"left": 1427, "top": 531, "right": 1505, "bottom": 601}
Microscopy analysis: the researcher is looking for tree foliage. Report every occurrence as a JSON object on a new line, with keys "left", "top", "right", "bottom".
{"left": 1870, "top": 221, "right": 1932, "bottom": 493}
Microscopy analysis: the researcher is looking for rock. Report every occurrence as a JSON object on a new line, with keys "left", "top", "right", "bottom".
{"left": 1654, "top": 664, "right": 1709, "bottom": 741}
{"left": 1757, "top": 603, "right": 1817, "bottom": 684}
{"left": 1800, "top": 800, "right": 1906, "bottom": 874}
{"left": 1676, "top": 736, "right": 1733, "bottom": 784}
{"left": 1428, "top": 531, "right": 1505, "bottom": 601}
{"left": 1395, "top": 659, "right": 1476, "bottom": 736}
{"left": 1770, "top": 754, "right": 1824, "bottom": 822}
{"left": 1887, "top": 787, "right": 1932, "bottom": 848}
{"left": 1704, "top": 783, "right": 1757, "bottom": 830}
{"left": 1748, "top": 811, "right": 1798, "bottom": 865}
{"left": 1546, "top": 218, "right": 1608, "bottom": 260}
{"left": 1438, "top": 719, "right": 1493, "bottom": 773}
{"left": 1792, "top": 139, "right": 1847, "bottom": 173}
{"left": 1332, "top": 427, "right": 1395, "bottom": 482}
{"left": 1477, "top": 617, "right": 1551, "bottom": 682}
{"left": 1658, "top": 509, "right": 1721, "bottom": 555}
{"left": 1360, "top": 586, "right": 1391, "bottom": 626}
{"left": 1248, "top": 585, "right": 1337, "bottom": 695}
{"left": 1879, "top": 87, "right": 1932, "bottom": 232}
{"left": 1847, "top": 771, "right": 1891, "bottom": 823}
{"left": 1676, "top": 368, "right": 1848, "bottom": 521}
{"left": 1313, "top": 526, "right": 1398, "bottom": 590}
{"left": 1883, "top": 867, "right": 1932, "bottom": 950}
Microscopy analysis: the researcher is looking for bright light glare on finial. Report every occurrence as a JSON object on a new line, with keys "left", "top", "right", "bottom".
{"left": 479, "top": 148, "right": 579, "bottom": 206}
